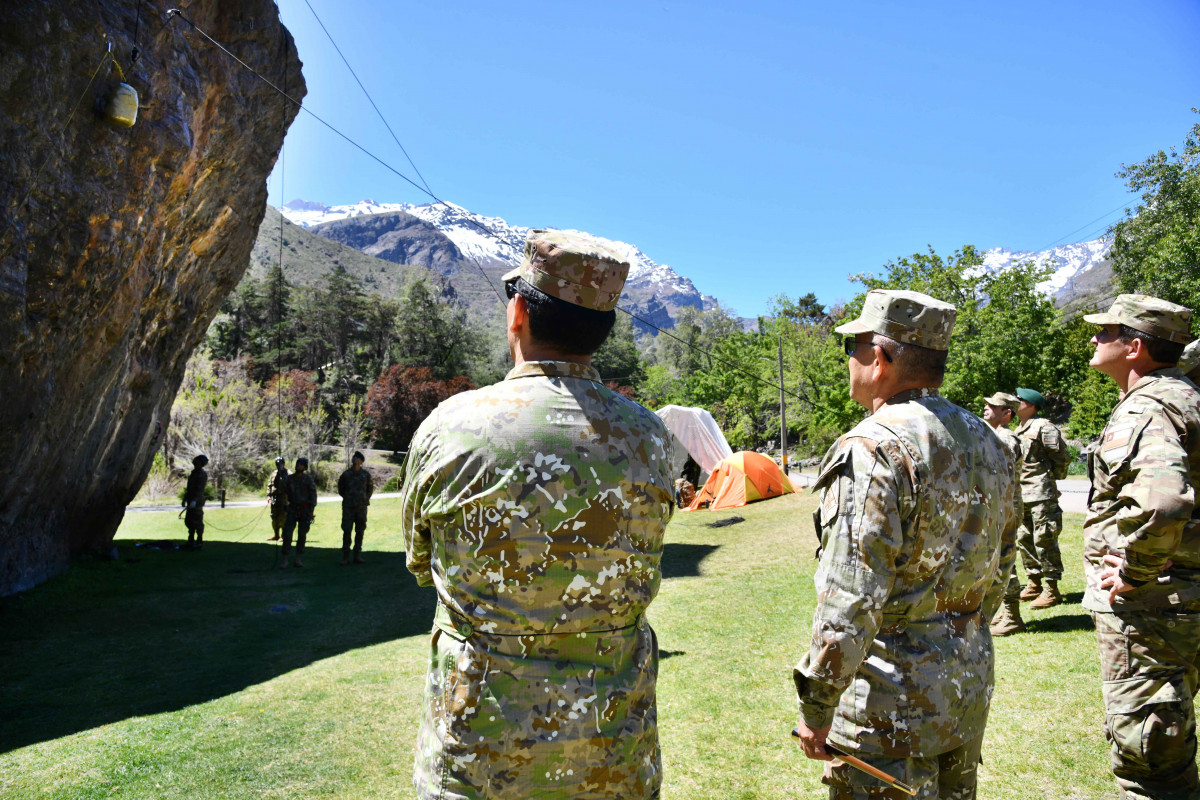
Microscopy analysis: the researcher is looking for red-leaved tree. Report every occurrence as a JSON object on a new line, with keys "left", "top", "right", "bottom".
{"left": 365, "top": 366, "right": 475, "bottom": 451}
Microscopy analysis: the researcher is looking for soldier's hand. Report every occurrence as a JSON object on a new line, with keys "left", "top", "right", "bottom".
{"left": 1099, "top": 553, "right": 1138, "bottom": 604}
{"left": 793, "top": 720, "right": 833, "bottom": 761}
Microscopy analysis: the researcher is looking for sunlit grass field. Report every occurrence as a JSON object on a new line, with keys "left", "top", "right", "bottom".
{"left": 1, "top": 493, "right": 1121, "bottom": 798}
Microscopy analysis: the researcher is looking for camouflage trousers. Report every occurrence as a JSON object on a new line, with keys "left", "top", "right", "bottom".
{"left": 184, "top": 507, "right": 204, "bottom": 540}
{"left": 282, "top": 507, "right": 312, "bottom": 556}
{"left": 414, "top": 604, "right": 660, "bottom": 800}
{"left": 341, "top": 506, "right": 367, "bottom": 554}
{"left": 823, "top": 736, "right": 982, "bottom": 799}
{"left": 1092, "top": 609, "right": 1200, "bottom": 800}
{"left": 1018, "top": 499, "right": 1063, "bottom": 581}
{"left": 270, "top": 503, "right": 287, "bottom": 536}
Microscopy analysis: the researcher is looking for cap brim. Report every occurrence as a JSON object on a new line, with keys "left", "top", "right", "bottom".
{"left": 500, "top": 266, "right": 521, "bottom": 283}
{"left": 833, "top": 319, "right": 872, "bottom": 336}
{"left": 1082, "top": 312, "right": 1119, "bottom": 325}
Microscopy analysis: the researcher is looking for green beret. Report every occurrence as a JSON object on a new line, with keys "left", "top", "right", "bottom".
{"left": 1016, "top": 387, "right": 1045, "bottom": 407}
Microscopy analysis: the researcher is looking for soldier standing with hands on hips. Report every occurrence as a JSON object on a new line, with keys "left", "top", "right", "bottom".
{"left": 1081, "top": 294, "right": 1200, "bottom": 800}
{"left": 1013, "top": 386, "right": 1072, "bottom": 608}
{"left": 793, "top": 289, "right": 1019, "bottom": 799}
{"left": 400, "top": 229, "right": 675, "bottom": 800}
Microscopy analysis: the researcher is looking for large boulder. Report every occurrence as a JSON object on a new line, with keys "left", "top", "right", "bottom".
{"left": 0, "top": 0, "right": 304, "bottom": 595}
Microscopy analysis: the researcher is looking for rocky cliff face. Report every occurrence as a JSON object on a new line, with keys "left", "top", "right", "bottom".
{"left": 0, "top": 0, "right": 304, "bottom": 595}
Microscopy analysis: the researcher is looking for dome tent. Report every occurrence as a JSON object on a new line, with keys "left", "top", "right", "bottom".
{"left": 654, "top": 404, "right": 733, "bottom": 485}
{"left": 685, "top": 450, "right": 796, "bottom": 511}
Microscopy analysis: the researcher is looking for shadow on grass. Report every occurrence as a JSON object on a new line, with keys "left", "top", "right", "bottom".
{"left": 1027, "top": 613, "right": 1094, "bottom": 634}
{"left": 661, "top": 543, "right": 721, "bottom": 579}
{"left": 0, "top": 540, "right": 433, "bottom": 753}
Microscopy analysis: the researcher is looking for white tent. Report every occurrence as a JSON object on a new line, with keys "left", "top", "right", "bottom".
{"left": 655, "top": 405, "right": 734, "bottom": 485}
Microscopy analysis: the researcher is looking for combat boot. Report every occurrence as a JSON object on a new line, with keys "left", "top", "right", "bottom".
{"left": 341, "top": 553, "right": 351, "bottom": 566}
{"left": 1030, "top": 579, "right": 1062, "bottom": 609}
{"left": 353, "top": 550, "right": 365, "bottom": 564}
{"left": 990, "top": 599, "right": 1025, "bottom": 636}
{"left": 279, "top": 555, "right": 290, "bottom": 569}
{"left": 1019, "top": 579, "right": 1042, "bottom": 602}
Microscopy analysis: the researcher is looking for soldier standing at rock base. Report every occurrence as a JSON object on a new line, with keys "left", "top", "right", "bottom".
{"left": 793, "top": 289, "right": 1018, "bottom": 798}
{"left": 281, "top": 456, "right": 317, "bottom": 569}
{"left": 337, "top": 451, "right": 372, "bottom": 565}
{"left": 984, "top": 392, "right": 1027, "bottom": 636}
{"left": 267, "top": 456, "right": 288, "bottom": 542}
{"left": 400, "top": 229, "right": 675, "bottom": 800}
{"left": 183, "top": 454, "right": 208, "bottom": 549}
{"left": 1081, "top": 294, "right": 1200, "bottom": 800}
{"left": 1014, "top": 386, "right": 1071, "bottom": 608}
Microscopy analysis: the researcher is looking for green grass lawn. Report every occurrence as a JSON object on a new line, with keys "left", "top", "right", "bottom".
{"left": 1, "top": 494, "right": 1120, "bottom": 798}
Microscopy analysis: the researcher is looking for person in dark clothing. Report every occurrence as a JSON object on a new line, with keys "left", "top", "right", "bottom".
{"left": 281, "top": 457, "right": 317, "bottom": 569}
{"left": 183, "top": 454, "right": 208, "bottom": 549}
{"left": 337, "top": 451, "right": 373, "bottom": 565}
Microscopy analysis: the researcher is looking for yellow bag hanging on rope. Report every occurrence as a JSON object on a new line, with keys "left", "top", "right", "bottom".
{"left": 103, "top": 50, "right": 138, "bottom": 127}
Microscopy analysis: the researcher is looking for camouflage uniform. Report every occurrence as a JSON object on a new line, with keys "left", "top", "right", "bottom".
{"left": 183, "top": 464, "right": 207, "bottom": 544}
{"left": 992, "top": 423, "right": 1026, "bottom": 608}
{"left": 337, "top": 465, "right": 373, "bottom": 557}
{"left": 283, "top": 469, "right": 317, "bottom": 559}
{"left": 795, "top": 290, "right": 1020, "bottom": 799}
{"left": 401, "top": 230, "right": 674, "bottom": 800}
{"left": 268, "top": 466, "right": 289, "bottom": 538}
{"left": 1082, "top": 294, "right": 1200, "bottom": 800}
{"left": 1015, "top": 414, "right": 1070, "bottom": 582}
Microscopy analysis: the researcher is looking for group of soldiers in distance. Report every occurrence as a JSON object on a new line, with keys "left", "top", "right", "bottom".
{"left": 181, "top": 450, "right": 374, "bottom": 567}
{"left": 182, "top": 221, "right": 1200, "bottom": 800}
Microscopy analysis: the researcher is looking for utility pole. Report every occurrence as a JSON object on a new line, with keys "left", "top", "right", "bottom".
{"left": 777, "top": 336, "right": 787, "bottom": 473}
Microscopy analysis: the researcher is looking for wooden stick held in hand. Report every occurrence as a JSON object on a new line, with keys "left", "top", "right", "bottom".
{"left": 791, "top": 728, "right": 918, "bottom": 796}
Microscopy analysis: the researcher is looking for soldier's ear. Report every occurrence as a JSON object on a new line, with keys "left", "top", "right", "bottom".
{"left": 507, "top": 292, "right": 528, "bottom": 334}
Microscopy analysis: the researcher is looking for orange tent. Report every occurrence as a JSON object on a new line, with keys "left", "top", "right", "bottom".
{"left": 685, "top": 450, "right": 796, "bottom": 511}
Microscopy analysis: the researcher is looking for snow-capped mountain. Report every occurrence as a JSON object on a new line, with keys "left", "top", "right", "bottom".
{"left": 280, "top": 198, "right": 717, "bottom": 325}
{"left": 981, "top": 237, "right": 1114, "bottom": 307}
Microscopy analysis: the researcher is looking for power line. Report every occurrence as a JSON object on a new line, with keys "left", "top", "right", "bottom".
{"left": 166, "top": 8, "right": 508, "bottom": 308}
{"left": 301, "top": 0, "right": 433, "bottom": 197}
{"left": 1035, "top": 201, "right": 1131, "bottom": 252}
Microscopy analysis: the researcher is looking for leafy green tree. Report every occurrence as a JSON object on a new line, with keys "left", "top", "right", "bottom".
{"left": 1109, "top": 110, "right": 1200, "bottom": 310}
{"left": 592, "top": 313, "right": 646, "bottom": 391}
{"left": 853, "top": 246, "right": 1067, "bottom": 411}
{"left": 394, "top": 277, "right": 482, "bottom": 381}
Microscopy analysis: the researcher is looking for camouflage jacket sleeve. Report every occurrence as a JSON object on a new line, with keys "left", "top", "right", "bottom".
{"left": 1042, "top": 422, "right": 1071, "bottom": 481}
{"left": 1112, "top": 405, "right": 1195, "bottom": 582}
{"left": 983, "top": 457, "right": 1022, "bottom": 619}
{"left": 794, "top": 434, "right": 908, "bottom": 728}
{"left": 399, "top": 412, "right": 439, "bottom": 587}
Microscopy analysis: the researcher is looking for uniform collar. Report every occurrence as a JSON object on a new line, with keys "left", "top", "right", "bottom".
{"left": 1126, "top": 366, "right": 1184, "bottom": 397}
{"left": 505, "top": 360, "right": 602, "bottom": 383}
{"left": 883, "top": 387, "right": 940, "bottom": 406}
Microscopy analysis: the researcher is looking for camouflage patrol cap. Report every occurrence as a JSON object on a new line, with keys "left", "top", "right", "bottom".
{"left": 833, "top": 289, "right": 957, "bottom": 350}
{"left": 501, "top": 229, "right": 631, "bottom": 312}
{"left": 1083, "top": 293, "right": 1194, "bottom": 345}
{"left": 984, "top": 392, "right": 1020, "bottom": 413}
{"left": 1180, "top": 339, "right": 1200, "bottom": 374}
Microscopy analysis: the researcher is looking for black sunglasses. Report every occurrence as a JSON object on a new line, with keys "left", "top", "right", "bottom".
{"left": 504, "top": 279, "right": 518, "bottom": 300}
{"left": 842, "top": 336, "right": 892, "bottom": 362}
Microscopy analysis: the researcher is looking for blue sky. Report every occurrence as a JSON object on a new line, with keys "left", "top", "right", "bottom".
{"left": 266, "top": 0, "right": 1200, "bottom": 318}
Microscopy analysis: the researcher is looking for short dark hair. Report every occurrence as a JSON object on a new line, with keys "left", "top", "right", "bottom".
{"left": 1118, "top": 325, "right": 1184, "bottom": 365}
{"left": 513, "top": 278, "right": 616, "bottom": 356}
{"left": 873, "top": 334, "right": 948, "bottom": 385}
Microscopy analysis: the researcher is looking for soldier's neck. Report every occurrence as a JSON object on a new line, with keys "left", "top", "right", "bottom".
{"left": 510, "top": 332, "right": 592, "bottom": 367}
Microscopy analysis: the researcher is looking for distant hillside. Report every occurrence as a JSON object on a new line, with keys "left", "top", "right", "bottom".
{"left": 249, "top": 206, "right": 428, "bottom": 298}
{"left": 283, "top": 199, "right": 717, "bottom": 332}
